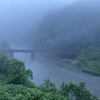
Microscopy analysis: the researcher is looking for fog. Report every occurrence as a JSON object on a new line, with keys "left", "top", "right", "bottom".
{"left": 0, "top": 0, "right": 77, "bottom": 45}
{"left": 0, "top": 0, "right": 100, "bottom": 98}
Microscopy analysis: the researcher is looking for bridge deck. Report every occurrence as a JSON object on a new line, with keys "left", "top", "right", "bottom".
{"left": 0, "top": 49, "right": 82, "bottom": 54}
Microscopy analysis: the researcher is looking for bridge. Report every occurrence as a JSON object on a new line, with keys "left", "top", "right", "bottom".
{"left": 0, "top": 49, "right": 82, "bottom": 59}
{"left": 0, "top": 49, "right": 82, "bottom": 54}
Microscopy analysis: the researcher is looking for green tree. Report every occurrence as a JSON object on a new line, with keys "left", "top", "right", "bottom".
{"left": 0, "top": 40, "right": 11, "bottom": 50}
{"left": 0, "top": 91, "right": 13, "bottom": 100}
{"left": 59, "top": 82, "right": 98, "bottom": 100}
{"left": 74, "top": 82, "right": 92, "bottom": 100}
{"left": 0, "top": 54, "right": 10, "bottom": 74}
{"left": 0, "top": 40, "right": 13, "bottom": 58}
{"left": 7, "top": 59, "right": 33, "bottom": 85}
{"left": 39, "top": 79, "right": 57, "bottom": 93}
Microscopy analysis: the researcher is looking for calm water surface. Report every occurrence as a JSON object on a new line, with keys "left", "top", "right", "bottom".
{"left": 11, "top": 46, "right": 100, "bottom": 97}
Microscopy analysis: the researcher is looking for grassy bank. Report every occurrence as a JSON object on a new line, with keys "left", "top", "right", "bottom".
{"left": 42, "top": 48, "right": 100, "bottom": 76}
{"left": 77, "top": 47, "right": 100, "bottom": 76}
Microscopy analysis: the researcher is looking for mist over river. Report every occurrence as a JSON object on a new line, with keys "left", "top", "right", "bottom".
{"left": 1, "top": 0, "right": 100, "bottom": 99}
{"left": 11, "top": 46, "right": 100, "bottom": 98}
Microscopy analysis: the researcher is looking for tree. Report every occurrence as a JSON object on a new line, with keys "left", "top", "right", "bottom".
{"left": 7, "top": 59, "right": 33, "bottom": 85}
{"left": 0, "top": 40, "right": 13, "bottom": 58}
{"left": 74, "top": 82, "right": 92, "bottom": 100}
{"left": 0, "top": 53, "right": 10, "bottom": 74}
{"left": 0, "top": 40, "right": 11, "bottom": 50}
{"left": 59, "top": 82, "right": 98, "bottom": 100}
{"left": 39, "top": 79, "right": 57, "bottom": 93}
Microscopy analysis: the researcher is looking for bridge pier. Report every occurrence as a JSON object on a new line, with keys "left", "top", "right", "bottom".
{"left": 31, "top": 52, "right": 35, "bottom": 60}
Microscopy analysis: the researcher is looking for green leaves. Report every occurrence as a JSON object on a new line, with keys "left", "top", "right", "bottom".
{"left": 0, "top": 54, "right": 33, "bottom": 85}
{"left": 59, "top": 82, "right": 98, "bottom": 100}
{"left": 78, "top": 46, "right": 100, "bottom": 75}
{"left": 74, "top": 82, "right": 92, "bottom": 100}
{"left": 39, "top": 79, "right": 57, "bottom": 93}
{"left": 25, "top": 69, "right": 33, "bottom": 80}
{"left": 0, "top": 53, "right": 98, "bottom": 100}
{"left": 0, "top": 84, "right": 68, "bottom": 100}
{"left": 0, "top": 54, "right": 10, "bottom": 74}
{"left": 7, "top": 59, "right": 33, "bottom": 85}
{"left": 0, "top": 75, "right": 98, "bottom": 100}
{"left": 0, "top": 91, "right": 13, "bottom": 100}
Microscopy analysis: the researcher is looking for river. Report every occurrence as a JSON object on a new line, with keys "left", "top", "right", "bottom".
{"left": 12, "top": 51, "right": 100, "bottom": 98}
{"left": 9, "top": 45, "right": 100, "bottom": 97}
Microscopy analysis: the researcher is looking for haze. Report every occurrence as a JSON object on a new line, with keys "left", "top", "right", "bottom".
{"left": 0, "top": 0, "right": 100, "bottom": 98}
{"left": 0, "top": 0, "right": 77, "bottom": 45}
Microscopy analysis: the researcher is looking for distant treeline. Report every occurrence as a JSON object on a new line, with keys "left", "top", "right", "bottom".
{"left": 28, "top": 0, "right": 100, "bottom": 51}
{"left": 27, "top": 0, "right": 100, "bottom": 76}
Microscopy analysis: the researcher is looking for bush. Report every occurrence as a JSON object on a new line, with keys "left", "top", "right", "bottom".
{"left": 78, "top": 47, "right": 100, "bottom": 75}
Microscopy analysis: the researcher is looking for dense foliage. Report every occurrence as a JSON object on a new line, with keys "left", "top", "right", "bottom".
{"left": 78, "top": 46, "right": 100, "bottom": 75}
{"left": 0, "top": 40, "right": 13, "bottom": 58}
{"left": 0, "top": 78, "right": 98, "bottom": 100}
{"left": 28, "top": 0, "right": 100, "bottom": 51}
{"left": 0, "top": 54, "right": 33, "bottom": 86}
{"left": 0, "top": 84, "right": 67, "bottom": 100}
{"left": 0, "top": 54, "right": 98, "bottom": 99}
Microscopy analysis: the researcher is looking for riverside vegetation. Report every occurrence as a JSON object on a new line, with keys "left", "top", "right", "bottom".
{"left": 0, "top": 53, "right": 98, "bottom": 100}
{"left": 78, "top": 46, "right": 100, "bottom": 76}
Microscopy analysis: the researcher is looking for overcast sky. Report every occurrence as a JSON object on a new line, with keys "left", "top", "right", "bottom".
{"left": 0, "top": 0, "right": 77, "bottom": 19}
{"left": 0, "top": 0, "right": 77, "bottom": 44}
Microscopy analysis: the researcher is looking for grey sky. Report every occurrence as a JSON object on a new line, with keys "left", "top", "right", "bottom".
{"left": 0, "top": 0, "right": 77, "bottom": 44}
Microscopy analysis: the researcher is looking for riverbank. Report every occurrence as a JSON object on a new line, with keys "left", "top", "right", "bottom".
{"left": 0, "top": 53, "right": 98, "bottom": 100}
{"left": 33, "top": 56, "right": 100, "bottom": 97}
{"left": 11, "top": 52, "right": 100, "bottom": 98}
{"left": 77, "top": 47, "right": 100, "bottom": 76}
{"left": 40, "top": 53, "right": 100, "bottom": 76}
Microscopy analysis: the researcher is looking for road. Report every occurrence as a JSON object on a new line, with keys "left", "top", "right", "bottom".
{"left": 12, "top": 52, "right": 100, "bottom": 98}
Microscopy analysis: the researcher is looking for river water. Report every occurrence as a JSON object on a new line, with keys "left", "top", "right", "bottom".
{"left": 10, "top": 45, "right": 100, "bottom": 97}
{"left": 12, "top": 52, "right": 100, "bottom": 98}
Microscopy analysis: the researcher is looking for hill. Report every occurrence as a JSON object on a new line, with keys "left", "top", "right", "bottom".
{"left": 28, "top": 0, "right": 100, "bottom": 51}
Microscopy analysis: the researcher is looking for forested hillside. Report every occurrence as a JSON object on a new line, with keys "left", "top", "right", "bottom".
{"left": 27, "top": 0, "right": 100, "bottom": 76}
{"left": 29, "top": 0, "right": 100, "bottom": 51}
